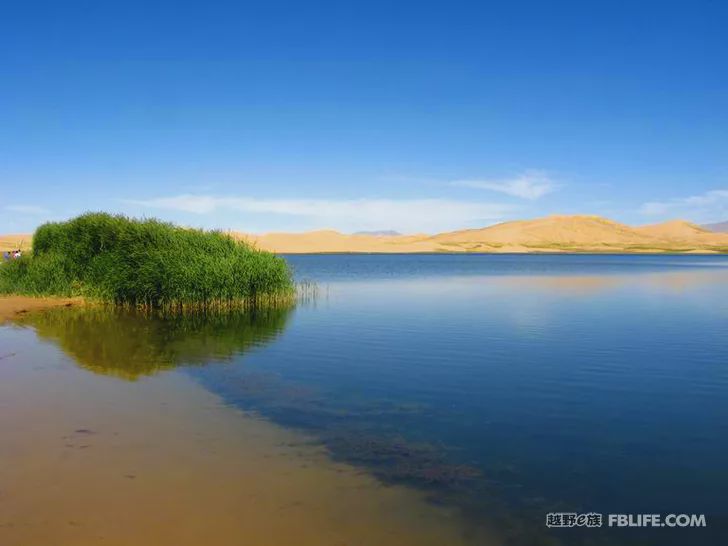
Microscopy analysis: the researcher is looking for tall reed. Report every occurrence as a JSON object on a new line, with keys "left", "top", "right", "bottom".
{"left": 0, "top": 212, "right": 294, "bottom": 309}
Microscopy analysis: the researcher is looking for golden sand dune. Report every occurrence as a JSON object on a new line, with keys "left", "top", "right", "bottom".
{"left": 5, "top": 215, "right": 728, "bottom": 254}
{"left": 240, "top": 230, "right": 437, "bottom": 254}
{"left": 236, "top": 215, "right": 728, "bottom": 253}
{"left": 431, "top": 215, "right": 657, "bottom": 250}
{"left": 635, "top": 219, "right": 726, "bottom": 242}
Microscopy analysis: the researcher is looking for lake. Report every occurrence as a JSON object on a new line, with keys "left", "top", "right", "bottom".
{"left": 2, "top": 254, "right": 727, "bottom": 545}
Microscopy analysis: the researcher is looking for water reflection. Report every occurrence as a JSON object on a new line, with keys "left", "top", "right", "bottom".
{"left": 14, "top": 305, "right": 491, "bottom": 531}
{"left": 16, "top": 306, "right": 293, "bottom": 380}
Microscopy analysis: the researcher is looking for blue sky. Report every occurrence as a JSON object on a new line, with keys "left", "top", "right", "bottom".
{"left": 2, "top": 0, "right": 727, "bottom": 234}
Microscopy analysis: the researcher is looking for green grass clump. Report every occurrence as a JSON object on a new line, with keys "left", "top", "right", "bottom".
{"left": 0, "top": 212, "right": 294, "bottom": 309}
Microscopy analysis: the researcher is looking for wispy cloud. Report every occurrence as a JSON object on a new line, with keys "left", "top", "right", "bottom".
{"left": 127, "top": 195, "right": 516, "bottom": 233}
{"left": 639, "top": 189, "right": 728, "bottom": 221}
{"left": 4, "top": 204, "right": 50, "bottom": 215}
{"left": 451, "top": 171, "right": 559, "bottom": 200}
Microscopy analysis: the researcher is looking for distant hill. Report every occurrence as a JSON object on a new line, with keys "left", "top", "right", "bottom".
{"left": 7, "top": 215, "right": 728, "bottom": 254}
{"left": 635, "top": 220, "right": 712, "bottom": 239}
{"left": 353, "top": 230, "right": 402, "bottom": 236}
{"left": 233, "top": 215, "right": 728, "bottom": 253}
{"left": 432, "top": 215, "right": 656, "bottom": 250}
{"left": 702, "top": 220, "right": 728, "bottom": 233}
{"left": 239, "top": 229, "right": 437, "bottom": 253}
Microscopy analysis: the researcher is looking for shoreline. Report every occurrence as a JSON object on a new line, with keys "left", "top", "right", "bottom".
{"left": 0, "top": 296, "right": 84, "bottom": 324}
{"left": 275, "top": 249, "right": 726, "bottom": 255}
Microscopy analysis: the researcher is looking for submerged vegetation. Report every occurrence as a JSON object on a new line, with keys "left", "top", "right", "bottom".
{"left": 0, "top": 213, "right": 294, "bottom": 309}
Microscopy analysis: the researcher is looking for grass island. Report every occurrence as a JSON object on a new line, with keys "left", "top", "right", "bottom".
{"left": 0, "top": 213, "right": 294, "bottom": 310}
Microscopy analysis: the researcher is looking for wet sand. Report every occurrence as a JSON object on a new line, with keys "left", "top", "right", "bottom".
{"left": 0, "top": 296, "right": 84, "bottom": 324}
{"left": 0, "top": 325, "right": 492, "bottom": 546}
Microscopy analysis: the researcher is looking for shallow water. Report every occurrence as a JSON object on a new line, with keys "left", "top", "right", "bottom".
{"left": 0, "top": 312, "right": 483, "bottom": 546}
{"left": 2, "top": 254, "right": 728, "bottom": 545}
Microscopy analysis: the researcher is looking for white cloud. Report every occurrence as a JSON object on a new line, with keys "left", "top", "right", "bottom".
{"left": 4, "top": 204, "right": 50, "bottom": 215}
{"left": 639, "top": 189, "right": 728, "bottom": 221}
{"left": 451, "top": 171, "right": 559, "bottom": 200}
{"left": 128, "top": 195, "right": 515, "bottom": 233}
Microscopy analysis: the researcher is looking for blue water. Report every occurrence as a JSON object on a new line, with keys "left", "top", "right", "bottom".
{"left": 190, "top": 254, "right": 728, "bottom": 545}
{"left": 10, "top": 254, "right": 728, "bottom": 544}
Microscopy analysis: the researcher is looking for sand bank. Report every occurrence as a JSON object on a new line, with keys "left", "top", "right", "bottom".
{"left": 0, "top": 296, "right": 84, "bottom": 324}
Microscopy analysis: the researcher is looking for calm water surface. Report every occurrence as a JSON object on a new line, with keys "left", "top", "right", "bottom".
{"left": 3, "top": 254, "right": 728, "bottom": 545}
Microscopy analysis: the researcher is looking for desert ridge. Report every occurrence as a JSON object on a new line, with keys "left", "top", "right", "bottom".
{"left": 237, "top": 230, "right": 439, "bottom": 254}
{"left": 4, "top": 215, "right": 728, "bottom": 255}
{"left": 235, "top": 215, "right": 728, "bottom": 254}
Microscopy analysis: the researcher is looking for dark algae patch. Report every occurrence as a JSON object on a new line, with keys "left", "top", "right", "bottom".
{"left": 322, "top": 433, "right": 482, "bottom": 487}
{"left": 0, "top": 212, "right": 294, "bottom": 309}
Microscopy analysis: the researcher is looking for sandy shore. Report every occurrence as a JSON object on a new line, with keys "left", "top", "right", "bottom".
{"left": 0, "top": 296, "right": 84, "bottom": 324}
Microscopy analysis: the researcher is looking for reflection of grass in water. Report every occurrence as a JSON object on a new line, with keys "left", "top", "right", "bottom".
{"left": 18, "top": 306, "right": 293, "bottom": 380}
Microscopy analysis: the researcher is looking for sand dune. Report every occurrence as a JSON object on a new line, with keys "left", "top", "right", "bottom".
{"left": 5, "top": 215, "right": 728, "bottom": 254}
{"left": 238, "top": 230, "right": 437, "bottom": 254}
{"left": 431, "top": 215, "right": 658, "bottom": 250}
{"left": 237, "top": 215, "right": 728, "bottom": 253}
{"left": 635, "top": 220, "right": 728, "bottom": 248}
{"left": 636, "top": 220, "right": 710, "bottom": 239}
